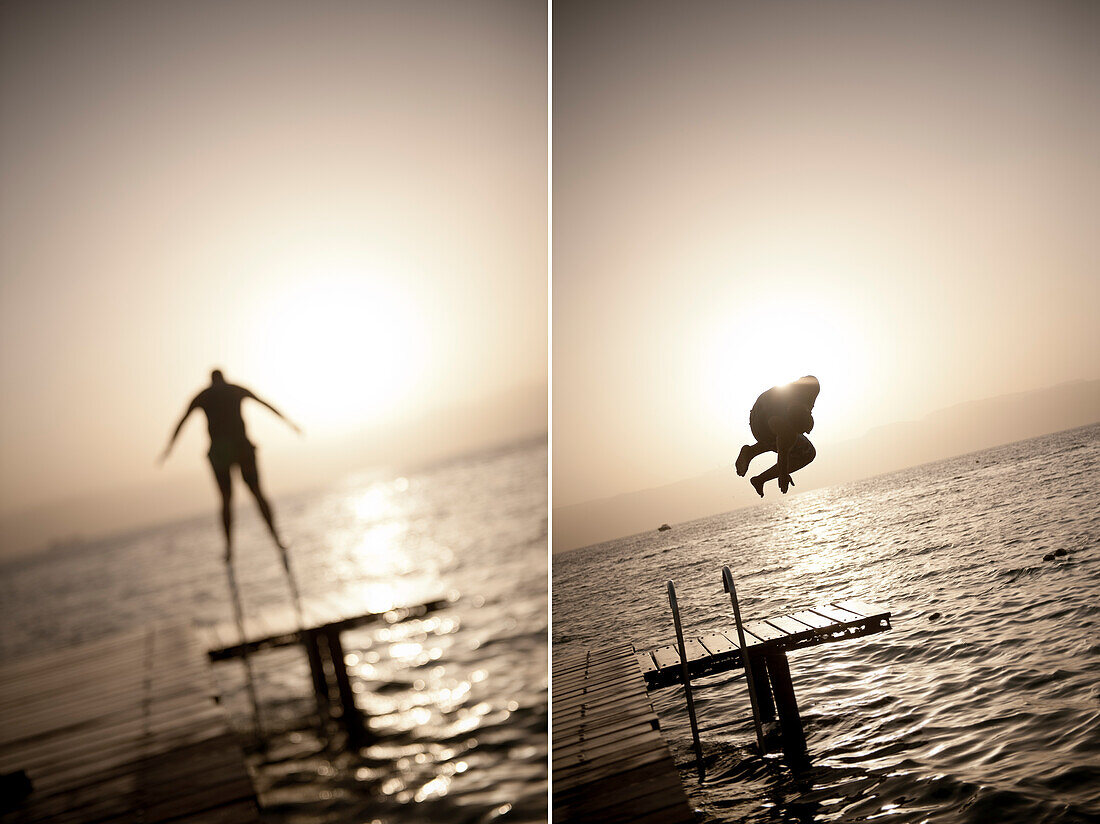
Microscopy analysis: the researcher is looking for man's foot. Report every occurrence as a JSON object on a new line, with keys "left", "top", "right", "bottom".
{"left": 750, "top": 475, "right": 765, "bottom": 497}
{"left": 736, "top": 445, "right": 754, "bottom": 477}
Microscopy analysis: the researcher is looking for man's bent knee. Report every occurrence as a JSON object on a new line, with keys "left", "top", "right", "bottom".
{"left": 789, "top": 437, "right": 816, "bottom": 472}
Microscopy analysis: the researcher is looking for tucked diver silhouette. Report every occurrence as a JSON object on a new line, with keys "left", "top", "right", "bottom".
{"left": 735, "top": 375, "right": 819, "bottom": 497}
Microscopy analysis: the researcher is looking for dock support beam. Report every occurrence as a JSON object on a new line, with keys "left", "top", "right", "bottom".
{"left": 763, "top": 650, "right": 807, "bottom": 762}
{"left": 303, "top": 627, "right": 370, "bottom": 750}
{"left": 747, "top": 652, "right": 775, "bottom": 724}
{"left": 326, "top": 629, "right": 370, "bottom": 749}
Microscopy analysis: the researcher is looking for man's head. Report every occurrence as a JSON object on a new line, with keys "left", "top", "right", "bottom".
{"left": 211, "top": 369, "right": 225, "bottom": 385}
{"left": 793, "top": 375, "right": 820, "bottom": 407}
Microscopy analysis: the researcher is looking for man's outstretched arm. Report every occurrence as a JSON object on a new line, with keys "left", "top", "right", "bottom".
{"left": 246, "top": 390, "right": 303, "bottom": 435}
{"left": 159, "top": 398, "right": 199, "bottom": 463}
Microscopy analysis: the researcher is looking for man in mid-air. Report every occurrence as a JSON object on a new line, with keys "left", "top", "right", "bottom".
{"left": 160, "top": 369, "right": 301, "bottom": 559}
{"left": 735, "top": 375, "right": 820, "bottom": 498}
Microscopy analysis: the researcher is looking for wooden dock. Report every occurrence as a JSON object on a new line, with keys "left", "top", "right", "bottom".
{"left": 195, "top": 592, "right": 452, "bottom": 662}
{"left": 197, "top": 592, "right": 453, "bottom": 749}
{"left": 0, "top": 623, "right": 259, "bottom": 823}
{"left": 553, "top": 645, "right": 696, "bottom": 824}
{"left": 636, "top": 599, "right": 891, "bottom": 689}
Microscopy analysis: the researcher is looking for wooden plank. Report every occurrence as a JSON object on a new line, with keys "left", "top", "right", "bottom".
{"left": 650, "top": 645, "right": 681, "bottom": 670}
{"left": 765, "top": 614, "right": 816, "bottom": 636}
{"left": 833, "top": 599, "right": 889, "bottom": 619}
{"left": 741, "top": 620, "right": 788, "bottom": 644}
{"left": 681, "top": 637, "right": 709, "bottom": 662}
{"left": 634, "top": 651, "right": 658, "bottom": 675}
{"left": 788, "top": 610, "right": 835, "bottom": 630}
{"left": 810, "top": 604, "right": 864, "bottom": 624}
{"left": 0, "top": 624, "right": 260, "bottom": 824}
{"left": 698, "top": 632, "right": 738, "bottom": 656}
{"left": 553, "top": 644, "right": 694, "bottom": 824}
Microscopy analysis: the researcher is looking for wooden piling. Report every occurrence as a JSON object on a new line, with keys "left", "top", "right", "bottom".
{"left": 324, "top": 628, "right": 370, "bottom": 749}
{"left": 763, "top": 650, "right": 807, "bottom": 760}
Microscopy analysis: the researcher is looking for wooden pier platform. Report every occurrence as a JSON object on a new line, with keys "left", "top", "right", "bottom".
{"left": 636, "top": 599, "right": 891, "bottom": 689}
{"left": 0, "top": 623, "right": 259, "bottom": 823}
{"left": 196, "top": 593, "right": 453, "bottom": 749}
{"left": 196, "top": 592, "right": 452, "bottom": 662}
{"left": 553, "top": 645, "right": 696, "bottom": 824}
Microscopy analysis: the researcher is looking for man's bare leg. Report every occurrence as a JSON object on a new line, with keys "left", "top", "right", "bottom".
{"left": 750, "top": 437, "right": 816, "bottom": 497}
{"left": 736, "top": 442, "right": 769, "bottom": 476}
{"left": 240, "top": 455, "right": 284, "bottom": 549}
{"left": 212, "top": 463, "right": 234, "bottom": 560}
{"left": 242, "top": 455, "right": 304, "bottom": 626}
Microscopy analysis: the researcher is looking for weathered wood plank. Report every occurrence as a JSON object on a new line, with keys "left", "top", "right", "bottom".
{"left": 742, "top": 620, "right": 788, "bottom": 644}
{"left": 787, "top": 609, "right": 835, "bottom": 630}
{"left": 811, "top": 604, "right": 864, "bottom": 624}
{"left": 833, "top": 599, "right": 889, "bottom": 620}
{"left": 553, "top": 644, "right": 695, "bottom": 823}
{"left": 650, "top": 645, "right": 681, "bottom": 670}
{"left": 0, "top": 624, "right": 259, "bottom": 824}
{"left": 698, "top": 632, "right": 738, "bottom": 656}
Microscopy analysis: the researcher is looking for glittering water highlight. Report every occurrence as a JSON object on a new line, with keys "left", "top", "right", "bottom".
{"left": 2, "top": 439, "right": 547, "bottom": 824}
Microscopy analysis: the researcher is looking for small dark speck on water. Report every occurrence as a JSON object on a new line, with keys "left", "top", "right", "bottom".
{"left": 1043, "top": 553, "right": 1055, "bottom": 561}
{"left": 1054, "top": 548, "right": 1068, "bottom": 557}
{"left": 928, "top": 612, "right": 942, "bottom": 621}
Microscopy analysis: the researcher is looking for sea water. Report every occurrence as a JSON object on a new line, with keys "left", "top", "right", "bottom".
{"left": 1, "top": 439, "right": 548, "bottom": 824}
{"left": 553, "top": 424, "right": 1099, "bottom": 823}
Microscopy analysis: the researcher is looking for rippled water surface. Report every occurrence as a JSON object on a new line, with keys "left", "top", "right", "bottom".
{"left": 554, "top": 425, "right": 1099, "bottom": 823}
{"left": 2, "top": 440, "right": 548, "bottom": 824}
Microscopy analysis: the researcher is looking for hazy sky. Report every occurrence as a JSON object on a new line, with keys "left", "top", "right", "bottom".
{"left": 554, "top": 0, "right": 1099, "bottom": 507}
{"left": 1, "top": 1, "right": 546, "bottom": 521}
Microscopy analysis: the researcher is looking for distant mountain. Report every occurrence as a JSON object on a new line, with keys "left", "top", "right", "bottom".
{"left": 553, "top": 379, "right": 1100, "bottom": 552}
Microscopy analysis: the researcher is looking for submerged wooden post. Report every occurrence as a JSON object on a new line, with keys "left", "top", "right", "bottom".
{"left": 721, "top": 566, "right": 766, "bottom": 752}
{"left": 763, "top": 650, "right": 807, "bottom": 761}
{"left": 748, "top": 653, "right": 776, "bottom": 723}
{"left": 667, "top": 581, "right": 705, "bottom": 779}
{"left": 304, "top": 629, "right": 332, "bottom": 732}
{"left": 324, "top": 628, "right": 370, "bottom": 749}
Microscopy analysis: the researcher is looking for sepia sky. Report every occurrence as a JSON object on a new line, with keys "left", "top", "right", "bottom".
{"left": 0, "top": 0, "right": 546, "bottom": 529}
{"left": 554, "top": 0, "right": 1099, "bottom": 507}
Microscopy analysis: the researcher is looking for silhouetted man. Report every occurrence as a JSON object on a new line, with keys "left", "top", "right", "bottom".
{"left": 735, "top": 375, "right": 819, "bottom": 498}
{"left": 160, "top": 369, "right": 301, "bottom": 559}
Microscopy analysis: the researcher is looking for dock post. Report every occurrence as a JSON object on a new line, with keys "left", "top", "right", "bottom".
{"left": 721, "top": 566, "right": 766, "bottom": 753}
{"left": 324, "top": 628, "right": 370, "bottom": 750}
{"left": 763, "top": 650, "right": 807, "bottom": 762}
{"left": 747, "top": 652, "right": 776, "bottom": 723}
{"left": 304, "top": 629, "right": 332, "bottom": 732}
{"left": 667, "top": 581, "right": 705, "bottom": 779}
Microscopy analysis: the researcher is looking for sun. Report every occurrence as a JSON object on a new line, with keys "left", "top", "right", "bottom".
{"left": 697, "top": 297, "right": 873, "bottom": 442}
{"left": 242, "top": 270, "right": 427, "bottom": 436}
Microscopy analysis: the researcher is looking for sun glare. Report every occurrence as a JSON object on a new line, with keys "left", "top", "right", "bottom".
{"left": 243, "top": 270, "right": 427, "bottom": 435}
{"left": 697, "top": 297, "right": 873, "bottom": 441}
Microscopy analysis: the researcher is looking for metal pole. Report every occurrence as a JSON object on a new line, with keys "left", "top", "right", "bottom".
{"left": 225, "top": 557, "right": 265, "bottom": 742}
{"left": 722, "top": 566, "right": 765, "bottom": 752}
{"left": 667, "top": 581, "right": 705, "bottom": 779}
